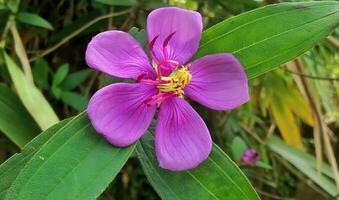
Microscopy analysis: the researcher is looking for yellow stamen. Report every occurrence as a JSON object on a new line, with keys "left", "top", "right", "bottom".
{"left": 157, "top": 66, "right": 192, "bottom": 98}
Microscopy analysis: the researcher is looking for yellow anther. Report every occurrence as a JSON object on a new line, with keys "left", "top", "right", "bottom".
{"left": 157, "top": 66, "right": 192, "bottom": 98}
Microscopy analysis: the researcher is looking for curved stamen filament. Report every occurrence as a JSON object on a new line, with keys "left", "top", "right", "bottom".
{"left": 139, "top": 79, "right": 168, "bottom": 85}
{"left": 148, "top": 32, "right": 178, "bottom": 79}
{"left": 162, "top": 32, "right": 176, "bottom": 60}
{"left": 148, "top": 35, "right": 162, "bottom": 78}
{"left": 148, "top": 35, "right": 160, "bottom": 64}
{"left": 157, "top": 59, "right": 179, "bottom": 72}
{"left": 145, "top": 92, "right": 174, "bottom": 105}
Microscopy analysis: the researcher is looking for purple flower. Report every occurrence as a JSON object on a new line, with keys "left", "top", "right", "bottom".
{"left": 86, "top": 7, "right": 249, "bottom": 171}
{"left": 241, "top": 149, "right": 260, "bottom": 166}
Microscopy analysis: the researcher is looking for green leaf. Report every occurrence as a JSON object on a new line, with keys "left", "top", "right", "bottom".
{"left": 95, "top": 0, "right": 137, "bottom": 6}
{"left": 6, "top": 0, "right": 20, "bottom": 13}
{"left": 5, "top": 112, "right": 136, "bottom": 200}
{"left": 129, "top": 27, "right": 148, "bottom": 49}
{"left": 32, "top": 57, "right": 49, "bottom": 89}
{"left": 60, "top": 69, "right": 92, "bottom": 91}
{"left": 0, "top": 119, "right": 69, "bottom": 199}
{"left": 0, "top": 62, "right": 11, "bottom": 82}
{"left": 15, "top": 12, "right": 54, "bottom": 30}
{"left": 51, "top": 86, "right": 62, "bottom": 99}
{"left": 136, "top": 133, "right": 260, "bottom": 200}
{"left": 53, "top": 63, "right": 69, "bottom": 87}
{"left": 60, "top": 91, "right": 88, "bottom": 111}
{"left": 231, "top": 136, "right": 248, "bottom": 161}
{"left": 3, "top": 52, "right": 59, "bottom": 130}
{"left": 0, "top": 84, "right": 40, "bottom": 148}
{"left": 194, "top": 1, "right": 339, "bottom": 79}
{"left": 255, "top": 161, "right": 272, "bottom": 170}
{"left": 267, "top": 137, "right": 338, "bottom": 197}
{"left": 0, "top": 4, "right": 7, "bottom": 10}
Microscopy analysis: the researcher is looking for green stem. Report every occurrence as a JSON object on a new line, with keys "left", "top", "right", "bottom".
{"left": 9, "top": 16, "right": 34, "bottom": 83}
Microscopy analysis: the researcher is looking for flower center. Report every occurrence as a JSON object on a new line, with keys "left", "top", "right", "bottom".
{"left": 141, "top": 32, "right": 193, "bottom": 105}
{"left": 157, "top": 66, "right": 192, "bottom": 98}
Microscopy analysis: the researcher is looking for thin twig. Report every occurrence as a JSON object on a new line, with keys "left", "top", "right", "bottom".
{"left": 294, "top": 58, "right": 339, "bottom": 190}
{"left": 240, "top": 123, "right": 265, "bottom": 145}
{"left": 85, "top": 72, "right": 99, "bottom": 96}
{"left": 287, "top": 59, "right": 323, "bottom": 176}
{"left": 256, "top": 189, "right": 293, "bottom": 200}
{"left": 265, "top": 122, "right": 276, "bottom": 142}
{"left": 282, "top": 68, "right": 339, "bottom": 81}
{"left": 107, "top": 7, "right": 114, "bottom": 29}
{"left": 29, "top": 9, "right": 133, "bottom": 62}
{"left": 326, "top": 36, "right": 339, "bottom": 51}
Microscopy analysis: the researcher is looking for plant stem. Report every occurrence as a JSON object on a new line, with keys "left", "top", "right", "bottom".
{"left": 9, "top": 16, "right": 34, "bottom": 83}
{"left": 282, "top": 68, "right": 339, "bottom": 81}
{"left": 294, "top": 58, "right": 339, "bottom": 190}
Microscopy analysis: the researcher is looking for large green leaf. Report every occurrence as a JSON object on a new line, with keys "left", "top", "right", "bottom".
{"left": 194, "top": 1, "right": 339, "bottom": 79}
{"left": 136, "top": 133, "right": 260, "bottom": 200}
{"left": 0, "top": 84, "right": 40, "bottom": 148}
{"left": 267, "top": 137, "right": 338, "bottom": 197}
{"left": 3, "top": 52, "right": 59, "bottom": 130}
{"left": 5, "top": 113, "right": 135, "bottom": 200}
{"left": 0, "top": 119, "right": 69, "bottom": 199}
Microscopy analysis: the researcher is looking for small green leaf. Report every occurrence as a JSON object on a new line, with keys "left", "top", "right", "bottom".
{"left": 231, "top": 136, "right": 248, "bottom": 161}
{"left": 53, "top": 63, "right": 69, "bottom": 87}
{"left": 255, "top": 161, "right": 272, "bottom": 170}
{"left": 6, "top": 0, "right": 20, "bottom": 13}
{"left": 5, "top": 112, "right": 136, "bottom": 200}
{"left": 137, "top": 133, "right": 260, "bottom": 200}
{"left": 60, "top": 91, "right": 88, "bottom": 111}
{"left": 0, "top": 63, "right": 11, "bottom": 86}
{"left": 195, "top": 1, "right": 339, "bottom": 79}
{"left": 15, "top": 12, "right": 54, "bottom": 30}
{"left": 0, "top": 84, "right": 40, "bottom": 148}
{"left": 51, "top": 87, "right": 62, "bottom": 99}
{"left": 129, "top": 27, "right": 147, "bottom": 49}
{"left": 0, "top": 119, "right": 69, "bottom": 198}
{"left": 3, "top": 52, "right": 59, "bottom": 130}
{"left": 95, "top": 0, "right": 137, "bottom": 6}
{"left": 0, "top": 4, "right": 7, "bottom": 10}
{"left": 60, "top": 69, "right": 92, "bottom": 91}
{"left": 32, "top": 57, "right": 49, "bottom": 89}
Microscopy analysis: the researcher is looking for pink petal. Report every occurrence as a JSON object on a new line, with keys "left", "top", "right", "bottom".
{"left": 86, "top": 31, "right": 156, "bottom": 80}
{"left": 147, "top": 7, "right": 202, "bottom": 64}
{"left": 87, "top": 83, "right": 157, "bottom": 147}
{"left": 155, "top": 97, "right": 212, "bottom": 171}
{"left": 184, "top": 53, "right": 249, "bottom": 110}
